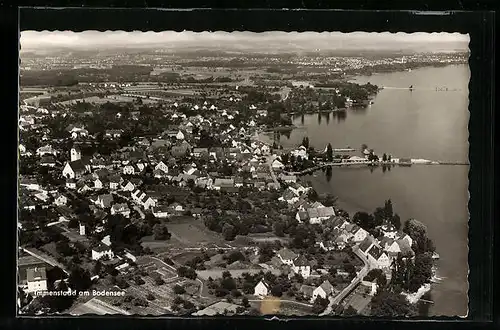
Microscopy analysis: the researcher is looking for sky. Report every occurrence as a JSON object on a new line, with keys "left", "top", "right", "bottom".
{"left": 20, "top": 31, "right": 470, "bottom": 53}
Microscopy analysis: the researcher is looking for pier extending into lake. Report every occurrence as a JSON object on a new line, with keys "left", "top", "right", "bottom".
{"left": 284, "top": 160, "right": 469, "bottom": 176}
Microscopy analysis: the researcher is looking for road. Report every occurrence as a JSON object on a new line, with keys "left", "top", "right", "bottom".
{"left": 320, "top": 246, "right": 371, "bottom": 316}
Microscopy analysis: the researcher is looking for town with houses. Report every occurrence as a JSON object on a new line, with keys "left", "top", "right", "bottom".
{"left": 18, "top": 34, "right": 444, "bottom": 317}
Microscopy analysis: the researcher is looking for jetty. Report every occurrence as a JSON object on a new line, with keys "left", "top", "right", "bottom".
{"left": 284, "top": 159, "right": 469, "bottom": 176}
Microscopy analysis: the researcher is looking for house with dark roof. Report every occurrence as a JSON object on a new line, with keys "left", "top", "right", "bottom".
{"left": 299, "top": 285, "right": 315, "bottom": 299}
{"left": 62, "top": 159, "right": 90, "bottom": 179}
{"left": 110, "top": 203, "right": 130, "bottom": 218}
{"left": 96, "top": 194, "right": 114, "bottom": 209}
{"left": 295, "top": 210, "right": 309, "bottom": 223}
{"left": 91, "top": 244, "right": 114, "bottom": 261}
{"left": 358, "top": 236, "right": 375, "bottom": 254}
{"left": 307, "top": 206, "right": 335, "bottom": 224}
{"left": 212, "top": 178, "right": 234, "bottom": 191}
{"left": 276, "top": 248, "right": 297, "bottom": 266}
{"left": 40, "top": 154, "right": 56, "bottom": 167}
{"left": 367, "top": 245, "right": 391, "bottom": 268}
{"left": 350, "top": 225, "right": 369, "bottom": 242}
{"left": 292, "top": 255, "right": 311, "bottom": 278}
{"left": 278, "top": 188, "right": 300, "bottom": 204}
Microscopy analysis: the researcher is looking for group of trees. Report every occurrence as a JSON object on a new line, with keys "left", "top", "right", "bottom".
{"left": 391, "top": 253, "right": 433, "bottom": 293}
{"left": 352, "top": 199, "right": 401, "bottom": 233}
{"left": 177, "top": 266, "right": 197, "bottom": 280}
{"left": 370, "top": 289, "right": 416, "bottom": 317}
{"left": 364, "top": 269, "right": 388, "bottom": 288}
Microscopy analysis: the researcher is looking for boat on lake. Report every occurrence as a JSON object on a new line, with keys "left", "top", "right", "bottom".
{"left": 432, "top": 252, "right": 440, "bottom": 260}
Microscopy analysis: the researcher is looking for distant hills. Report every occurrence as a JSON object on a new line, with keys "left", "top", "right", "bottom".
{"left": 20, "top": 31, "right": 469, "bottom": 57}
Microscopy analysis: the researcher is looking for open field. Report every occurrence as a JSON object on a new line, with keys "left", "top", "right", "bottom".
{"left": 196, "top": 268, "right": 280, "bottom": 280}
{"left": 164, "top": 216, "right": 224, "bottom": 247}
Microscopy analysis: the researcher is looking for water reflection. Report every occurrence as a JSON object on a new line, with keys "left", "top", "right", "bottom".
{"left": 280, "top": 130, "right": 292, "bottom": 139}
{"left": 326, "top": 166, "right": 332, "bottom": 182}
{"left": 325, "top": 112, "right": 330, "bottom": 124}
{"left": 301, "top": 114, "right": 305, "bottom": 125}
{"left": 317, "top": 112, "right": 322, "bottom": 125}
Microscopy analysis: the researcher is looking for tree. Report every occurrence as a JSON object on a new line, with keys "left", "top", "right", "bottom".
{"left": 370, "top": 290, "right": 414, "bottom": 317}
{"left": 242, "top": 296, "right": 250, "bottom": 307}
{"left": 153, "top": 223, "right": 171, "bottom": 240}
{"left": 301, "top": 136, "right": 310, "bottom": 149}
{"left": 222, "top": 223, "right": 236, "bottom": 241}
{"left": 353, "top": 212, "right": 376, "bottom": 231}
{"left": 391, "top": 213, "right": 401, "bottom": 230}
{"left": 383, "top": 200, "right": 394, "bottom": 220}
{"left": 221, "top": 277, "right": 237, "bottom": 291}
{"left": 225, "top": 251, "right": 246, "bottom": 264}
{"left": 312, "top": 297, "right": 329, "bottom": 314}
{"left": 68, "top": 266, "right": 92, "bottom": 292}
{"left": 177, "top": 266, "right": 197, "bottom": 280}
{"left": 403, "top": 219, "right": 435, "bottom": 254}
{"left": 326, "top": 143, "right": 333, "bottom": 161}
{"left": 382, "top": 153, "right": 387, "bottom": 162}
{"left": 259, "top": 243, "right": 275, "bottom": 263}
{"left": 270, "top": 284, "right": 283, "bottom": 297}
{"left": 173, "top": 285, "right": 186, "bottom": 294}
{"left": 273, "top": 222, "right": 285, "bottom": 237}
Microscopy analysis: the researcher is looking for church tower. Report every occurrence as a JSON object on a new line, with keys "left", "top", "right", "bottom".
{"left": 70, "top": 146, "right": 81, "bottom": 162}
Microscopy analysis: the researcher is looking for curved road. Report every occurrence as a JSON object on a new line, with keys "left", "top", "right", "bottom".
{"left": 320, "top": 246, "right": 371, "bottom": 316}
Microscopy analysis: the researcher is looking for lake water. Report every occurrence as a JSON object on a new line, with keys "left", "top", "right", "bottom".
{"left": 261, "top": 65, "right": 470, "bottom": 316}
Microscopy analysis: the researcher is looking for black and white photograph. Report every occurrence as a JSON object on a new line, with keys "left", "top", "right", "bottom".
{"left": 17, "top": 29, "right": 470, "bottom": 318}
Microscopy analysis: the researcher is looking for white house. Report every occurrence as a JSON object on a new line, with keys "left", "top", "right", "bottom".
{"left": 94, "top": 178, "right": 103, "bottom": 190}
{"left": 66, "top": 179, "right": 77, "bottom": 189}
{"left": 351, "top": 226, "right": 369, "bottom": 243}
{"left": 312, "top": 280, "right": 334, "bottom": 302}
{"left": 152, "top": 206, "right": 171, "bottom": 218}
{"left": 70, "top": 147, "right": 81, "bottom": 162}
{"left": 62, "top": 160, "right": 90, "bottom": 179}
{"left": 121, "top": 181, "right": 135, "bottom": 192}
{"left": 292, "top": 255, "right": 311, "bottom": 279}
{"left": 141, "top": 196, "right": 156, "bottom": 210}
{"left": 54, "top": 194, "right": 68, "bottom": 207}
{"left": 123, "top": 165, "right": 135, "bottom": 175}
{"left": 92, "top": 244, "right": 114, "bottom": 261}
{"left": 155, "top": 161, "right": 169, "bottom": 174}
{"left": 36, "top": 145, "right": 57, "bottom": 157}
{"left": 291, "top": 146, "right": 308, "bottom": 160}
{"left": 254, "top": 280, "right": 270, "bottom": 299}
{"left": 26, "top": 267, "right": 48, "bottom": 293}
{"left": 176, "top": 130, "right": 185, "bottom": 140}
{"left": 271, "top": 159, "right": 285, "bottom": 170}
{"left": 381, "top": 238, "right": 401, "bottom": 254}
{"left": 367, "top": 246, "right": 391, "bottom": 268}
